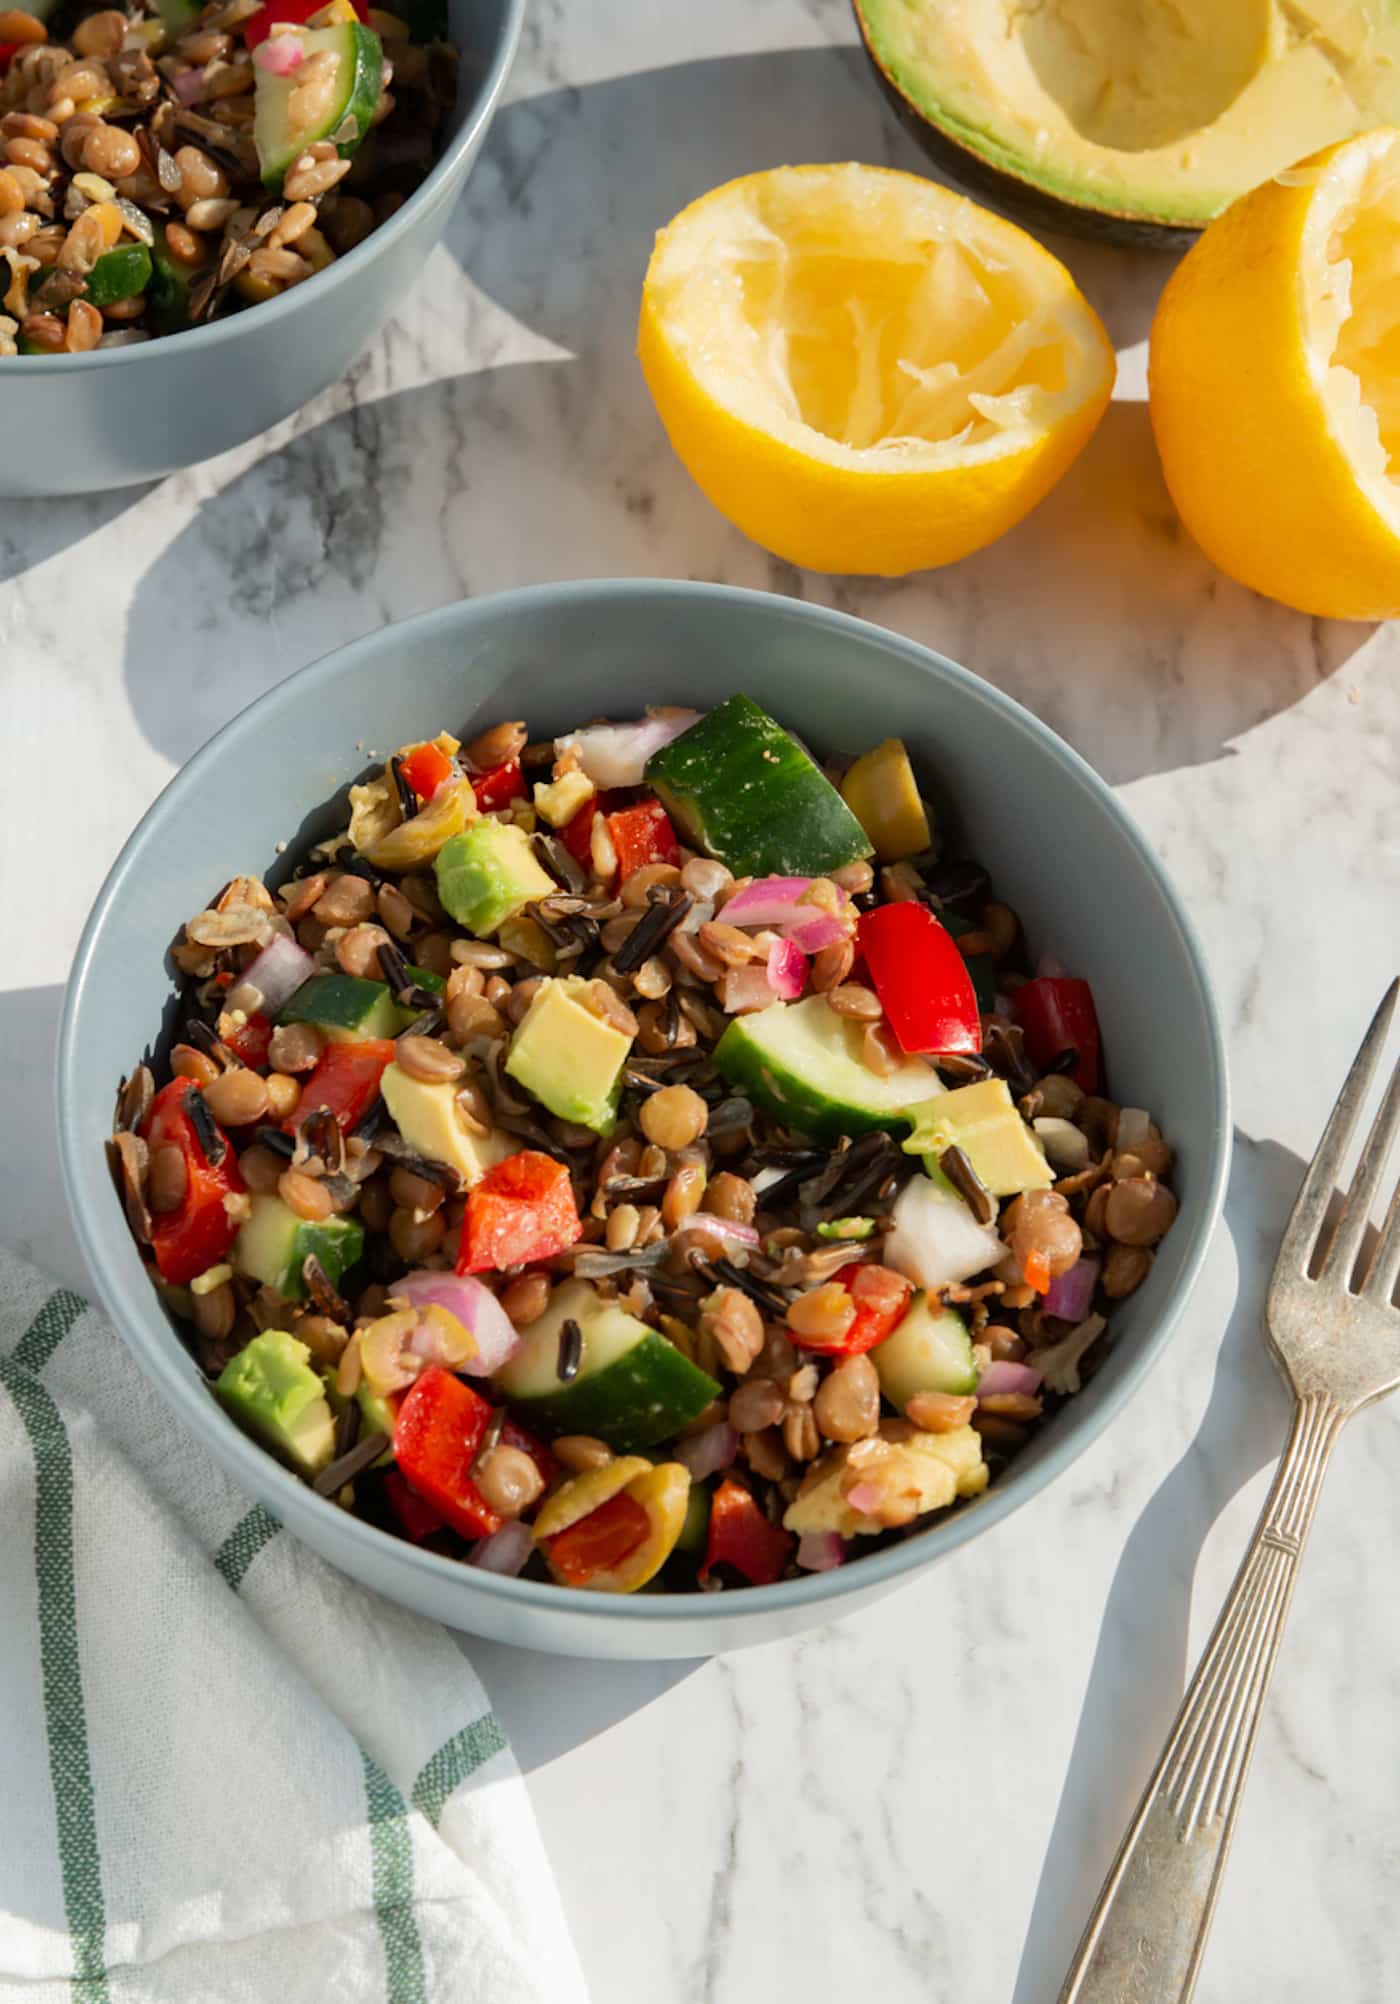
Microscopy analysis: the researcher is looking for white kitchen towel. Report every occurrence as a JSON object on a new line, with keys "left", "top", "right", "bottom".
{"left": 0, "top": 1251, "right": 587, "bottom": 2004}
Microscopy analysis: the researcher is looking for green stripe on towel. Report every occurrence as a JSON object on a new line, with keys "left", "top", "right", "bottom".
{"left": 10, "top": 1288, "right": 86, "bottom": 1376}
{"left": 411, "top": 1715, "right": 508, "bottom": 1829}
{"left": 363, "top": 1754, "right": 428, "bottom": 2004}
{"left": 0, "top": 1357, "right": 110, "bottom": 2003}
{"left": 213, "top": 1503, "right": 282, "bottom": 1591}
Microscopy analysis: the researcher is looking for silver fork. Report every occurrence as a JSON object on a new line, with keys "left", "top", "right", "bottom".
{"left": 1058, "top": 978, "right": 1400, "bottom": 2004}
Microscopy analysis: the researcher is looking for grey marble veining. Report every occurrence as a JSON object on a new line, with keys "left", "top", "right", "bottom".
{"left": 3, "top": 2, "right": 1399, "bottom": 1999}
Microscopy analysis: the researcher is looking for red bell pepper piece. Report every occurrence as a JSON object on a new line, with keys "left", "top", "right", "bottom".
{"left": 397, "top": 740, "right": 455, "bottom": 801}
{"left": 792, "top": 1260, "right": 912, "bottom": 1357}
{"left": 141, "top": 1079, "right": 245, "bottom": 1286}
{"left": 221, "top": 1011, "right": 273, "bottom": 1070}
{"left": 392, "top": 1367, "right": 503, "bottom": 1541}
{"left": 243, "top": 0, "right": 369, "bottom": 46}
{"left": 1013, "top": 976, "right": 1102, "bottom": 1093}
{"left": 472, "top": 758, "right": 527, "bottom": 812}
{"left": 385, "top": 1468, "right": 446, "bottom": 1542}
{"left": 0, "top": 44, "right": 22, "bottom": 74}
{"left": 286, "top": 1037, "right": 397, "bottom": 1132}
{"left": 857, "top": 903, "right": 981, "bottom": 1056}
{"left": 607, "top": 798, "right": 679, "bottom": 882}
{"left": 543, "top": 1490, "right": 651, "bottom": 1586}
{"left": 699, "top": 1476, "right": 793, "bottom": 1587}
{"left": 456, "top": 1150, "right": 583, "bottom": 1274}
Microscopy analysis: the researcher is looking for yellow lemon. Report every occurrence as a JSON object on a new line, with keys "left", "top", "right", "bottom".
{"left": 1150, "top": 127, "right": 1400, "bottom": 620}
{"left": 637, "top": 163, "right": 1115, "bottom": 576}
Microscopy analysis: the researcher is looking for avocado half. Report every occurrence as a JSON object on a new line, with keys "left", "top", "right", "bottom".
{"left": 852, "top": 0, "right": 1400, "bottom": 248}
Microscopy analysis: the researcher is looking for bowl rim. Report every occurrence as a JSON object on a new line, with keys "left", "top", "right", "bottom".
{"left": 0, "top": 0, "right": 524, "bottom": 376}
{"left": 56, "top": 578, "right": 1232, "bottom": 1628}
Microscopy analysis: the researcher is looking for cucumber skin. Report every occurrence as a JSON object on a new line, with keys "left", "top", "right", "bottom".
{"left": 235, "top": 1200, "right": 364, "bottom": 1300}
{"left": 280, "top": 973, "right": 400, "bottom": 1039}
{"left": 714, "top": 1014, "right": 923, "bottom": 1142}
{"left": 503, "top": 1335, "right": 720, "bottom": 1453}
{"left": 83, "top": 244, "right": 152, "bottom": 308}
{"left": 255, "top": 23, "right": 383, "bottom": 191}
{"left": 148, "top": 229, "right": 200, "bottom": 334}
{"left": 645, "top": 695, "right": 873, "bottom": 879}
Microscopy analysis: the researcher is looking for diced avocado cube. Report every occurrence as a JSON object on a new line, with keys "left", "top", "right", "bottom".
{"left": 643, "top": 694, "right": 872, "bottom": 878}
{"left": 280, "top": 972, "right": 402, "bottom": 1042}
{"left": 233, "top": 1194, "right": 364, "bottom": 1300}
{"left": 902, "top": 1077, "right": 1053, "bottom": 1196}
{"left": 505, "top": 978, "right": 633, "bottom": 1134}
{"left": 217, "top": 1329, "right": 336, "bottom": 1474}
{"left": 435, "top": 820, "right": 556, "bottom": 937}
{"left": 379, "top": 1062, "right": 515, "bottom": 1186}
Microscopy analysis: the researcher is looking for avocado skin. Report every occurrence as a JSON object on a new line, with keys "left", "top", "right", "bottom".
{"left": 850, "top": 1, "right": 1201, "bottom": 250}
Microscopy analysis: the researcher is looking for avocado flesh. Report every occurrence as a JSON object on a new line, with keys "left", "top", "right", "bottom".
{"left": 856, "top": 0, "right": 1400, "bottom": 231}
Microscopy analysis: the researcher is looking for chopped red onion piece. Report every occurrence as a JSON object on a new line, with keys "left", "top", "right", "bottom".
{"left": 1043, "top": 1256, "right": 1101, "bottom": 1325}
{"left": 469, "top": 1521, "right": 534, "bottom": 1576}
{"left": 674, "top": 1422, "right": 739, "bottom": 1482}
{"left": 241, "top": 930, "right": 315, "bottom": 1014}
{"left": 976, "top": 1359, "right": 1043, "bottom": 1399}
{"left": 796, "top": 1530, "right": 845, "bottom": 1571}
{"left": 1035, "top": 953, "right": 1069, "bottom": 980}
{"left": 393, "top": 1271, "right": 521, "bottom": 1375}
{"left": 554, "top": 711, "right": 701, "bottom": 789}
{"left": 845, "top": 1480, "right": 883, "bottom": 1515}
{"left": 766, "top": 936, "right": 807, "bottom": 1000}
{"left": 720, "top": 877, "right": 854, "bottom": 955}
{"left": 1116, "top": 1107, "right": 1152, "bottom": 1152}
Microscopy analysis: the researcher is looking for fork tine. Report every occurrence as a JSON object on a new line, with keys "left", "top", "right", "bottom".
{"left": 1278, "top": 978, "right": 1399, "bottom": 1277}
{"left": 1364, "top": 1177, "right": 1400, "bottom": 1304}
{"left": 1322, "top": 1038, "right": 1400, "bottom": 1284}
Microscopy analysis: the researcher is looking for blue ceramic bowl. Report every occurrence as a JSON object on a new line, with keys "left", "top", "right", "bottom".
{"left": 0, "top": 0, "right": 522, "bottom": 498}
{"left": 57, "top": 581, "right": 1230, "bottom": 1658}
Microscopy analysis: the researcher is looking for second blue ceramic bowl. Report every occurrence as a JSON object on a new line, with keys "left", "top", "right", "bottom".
{"left": 0, "top": 0, "right": 522, "bottom": 497}
{"left": 57, "top": 581, "right": 1230, "bottom": 1657}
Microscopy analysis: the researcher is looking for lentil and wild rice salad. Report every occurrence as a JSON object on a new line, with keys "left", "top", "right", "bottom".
{"left": 109, "top": 696, "right": 1179, "bottom": 1593}
{"left": 0, "top": 0, "right": 456, "bottom": 355}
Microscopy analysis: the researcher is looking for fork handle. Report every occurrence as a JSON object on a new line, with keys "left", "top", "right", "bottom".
{"left": 1057, "top": 1392, "right": 1346, "bottom": 2004}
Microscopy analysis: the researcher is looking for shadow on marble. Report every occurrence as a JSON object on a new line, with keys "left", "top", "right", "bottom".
{"left": 0, "top": 985, "right": 82, "bottom": 1285}
{"left": 455, "top": 48, "right": 1170, "bottom": 359}
{"left": 1009, "top": 1129, "right": 1303, "bottom": 2004}
{"left": 0, "top": 484, "right": 154, "bottom": 587}
{"left": 462, "top": 1636, "right": 702, "bottom": 1774}
{"left": 118, "top": 43, "right": 1375, "bottom": 775}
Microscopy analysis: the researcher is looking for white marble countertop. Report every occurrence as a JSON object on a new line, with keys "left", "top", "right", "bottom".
{"left": 4, "top": 2, "right": 1399, "bottom": 1998}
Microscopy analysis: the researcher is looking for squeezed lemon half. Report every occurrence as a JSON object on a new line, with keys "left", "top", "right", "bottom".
{"left": 1150, "top": 126, "right": 1400, "bottom": 620}
{"left": 638, "top": 163, "right": 1115, "bottom": 576}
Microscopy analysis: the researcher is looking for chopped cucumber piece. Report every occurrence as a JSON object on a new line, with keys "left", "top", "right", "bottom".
{"left": 83, "top": 244, "right": 153, "bottom": 308}
{"left": 644, "top": 694, "right": 872, "bottom": 878}
{"left": 872, "top": 1292, "right": 977, "bottom": 1408}
{"left": 494, "top": 1281, "right": 720, "bottom": 1451}
{"left": 148, "top": 226, "right": 206, "bottom": 334}
{"left": 254, "top": 22, "right": 383, "bottom": 191}
{"left": 233, "top": 1193, "right": 364, "bottom": 1299}
{"left": 714, "top": 995, "right": 944, "bottom": 1142}
{"left": 280, "top": 972, "right": 401, "bottom": 1041}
